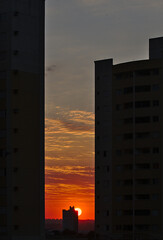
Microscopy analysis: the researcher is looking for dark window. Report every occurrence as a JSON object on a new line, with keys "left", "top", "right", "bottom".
{"left": 153, "top": 163, "right": 159, "bottom": 169}
{"left": 153, "top": 116, "right": 159, "bottom": 122}
{"left": 106, "top": 225, "right": 109, "bottom": 231}
{"left": 13, "top": 89, "right": 18, "bottom": 94}
{"left": 107, "top": 166, "right": 109, "bottom": 172}
{"left": 107, "top": 210, "right": 109, "bottom": 216}
{"left": 135, "top": 209, "right": 150, "bottom": 216}
{"left": 135, "top": 194, "right": 149, "bottom": 200}
{"left": 135, "top": 101, "right": 150, "bottom": 108}
{"left": 116, "top": 225, "right": 122, "bottom": 230}
{"left": 136, "top": 132, "right": 150, "bottom": 139}
{"left": 14, "top": 225, "right": 19, "bottom": 230}
{"left": 136, "top": 179, "right": 150, "bottom": 185}
{"left": 124, "top": 210, "right": 133, "bottom": 216}
{"left": 124, "top": 87, "right": 133, "bottom": 94}
{"left": 124, "top": 133, "right": 133, "bottom": 140}
{"left": 124, "top": 102, "right": 133, "bottom": 109}
{"left": 116, "top": 150, "right": 122, "bottom": 156}
{"left": 124, "top": 149, "right": 133, "bottom": 154}
{"left": 124, "top": 195, "right": 132, "bottom": 200}
{"left": 135, "top": 225, "right": 149, "bottom": 231}
{"left": 153, "top": 147, "right": 159, "bottom": 154}
{"left": 135, "top": 163, "right": 150, "bottom": 169}
{"left": 152, "top": 178, "right": 159, "bottom": 185}
{"left": 153, "top": 100, "right": 159, "bottom": 106}
{"left": 135, "top": 85, "right": 151, "bottom": 92}
{"left": 13, "top": 128, "right": 18, "bottom": 133}
{"left": 123, "top": 225, "right": 132, "bottom": 231}
{"left": 104, "top": 151, "right": 107, "bottom": 157}
{"left": 124, "top": 179, "right": 133, "bottom": 186}
{"left": 124, "top": 118, "right": 132, "bottom": 124}
{"left": 13, "top": 109, "right": 19, "bottom": 114}
{"left": 135, "top": 116, "right": 150, "bottom": 123}
{"left": 14, "top": 148, "right": 18, "bottom": 153}
{"left": 152, "top": 84, "right": 159, "bottom": 91}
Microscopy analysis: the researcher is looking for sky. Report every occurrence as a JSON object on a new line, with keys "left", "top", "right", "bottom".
{"left": 45, "top": 0, "right": 163, "bottom": 219}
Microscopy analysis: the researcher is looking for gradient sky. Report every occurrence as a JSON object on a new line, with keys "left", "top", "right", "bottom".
{"left": 45, "top": 0, "right": 163, "bottom": 219}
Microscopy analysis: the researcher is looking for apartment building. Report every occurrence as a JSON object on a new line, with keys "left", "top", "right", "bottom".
{"left": 0, "top": 0, "right": 45, "bottom": 239}
{"left": 95, "top": 37, "right": 163, "bottom": 240}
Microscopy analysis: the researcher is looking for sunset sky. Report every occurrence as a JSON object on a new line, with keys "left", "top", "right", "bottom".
{"left": 45, "top": 0, "right": 163, "bottom": 219}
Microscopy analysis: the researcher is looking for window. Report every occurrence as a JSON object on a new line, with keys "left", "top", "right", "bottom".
{"left": 116, "top": 225, "right": 122, "bottom": 230}
{"left": 153, "top": 163, "right": 159, "bottom": 169}
{"left": 135, "top": 148, "right": 150, "bottom": 154}
{"left": 135, "top": 85, "right": 151, "bottom": 92}
{"left": 0, "top": 51, "right": 6, "bottom": 61}
{"left": 13, "top": 109, "right": 19, "bottom": 114}
{"left": 124, "top": 118, "right": 132, "bottom": 124}
{"left": 103, "top": 151, "right": 107, "bottom": 157}
{"left": 106, "top": 225, "right": 109, "bottom": 231}
{"left": 116, "top": 89, "right": 122, "bottom": 95}
{"left": 124, "top": 164, "right": 132, "bottom": 170}
{"left": 135, "top": 116, "right": 150, "bottom": 123}
{"left": 124, "top": 149, "right": 133, "bottom": 154}
{"left": 136, "top": 132, "right": 150, "bottom": 139}
{"left": 116, "top": 195, "right": 122, "bottom": 201}
{"left": 123, "top": 225, "right": 132, "bottom": 231}
{"left": 116, "top": 165, "right": 123, "bottom": 171}
{"left": 153, "top": 147, "right": 159, "bottom": 154}
{"left": 116, "top": 104, "right": 122, "bottom": 110}
{"left": 153, "top": 116, "right": 159, "bottom": 122}
{"left": 124, "top": 133, "right": 133, "bottom": 140}
{"left": 135, "top": 225, "right": 149, "bottom": 231}
{"left": 135, "top": 194, "right": 149, "bottom": 200}
{"left": 0, "top": 169, "right": 6, "bottom": 176}
{"left": 153, "top": 100, "right": 159, "bottom": 106}
{"left": 124, "top": 179, "right": 133, "bottom": 186}
{"left": 124, "top": 87, "right": 133, "bottom": 94}
{"left": 151, "top": 210, "right": 159, "bottom": 216}
{"left": 116, "top": 150, "right": 122, "bottom": 156}
{"left": 135, "top": 209, "right": 150, "bottom": 216}
{"left": 135, "top": 101, "right": 150, "bottom": 108}
{"left": 13, "top": 30, "right": 19, "bottom": 36}
{"left": 116, "top": 210, "right": 122, "bottom": 216}
{"left": 152, "top": 84, "right": 159, "bottom": 91}
{"left": 124, "top": 210, "right": 133, "bottom": 216}
{"left": 151, "top": 194, "right": 159, "bottom": 200}
{"left": 0, "top": 111, "right": 5, "bottom": 118}
{"left": 136, "top": 179, "right": 150, "bottom": 185}
{"left": 124, "top": 195, "right": 132, "bottom": 200}
{"left": 124, "top": 102, "right": 133, "bottom": 109}
{"left": 135, "top": 163, "right": 150, "bottom": 169}
{"left": 152, "top": 178, "right": 159, "bottom": 185}
{"left": 0, "top": 130, "right": 5, "bottom": 138}
{"left": 0, "top": 71, "right": 6, "bottom": 80}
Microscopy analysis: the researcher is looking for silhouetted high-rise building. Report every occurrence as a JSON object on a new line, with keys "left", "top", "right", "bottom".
{"left": 95, "top": 37, "right": 163, "bottom": 240}
{"left": 62, "top": 206, "right": 78, "bottom": 233}
{"left": 0, "top": 0, "right": 45, "bottom": 239}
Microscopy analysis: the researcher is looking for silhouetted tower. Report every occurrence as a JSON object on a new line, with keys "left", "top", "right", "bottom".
{"left": 62, "top": 206, "right": 78, "bottom": 233}
{"left": 0, "top": 0, "right": 45, "bottom": 239}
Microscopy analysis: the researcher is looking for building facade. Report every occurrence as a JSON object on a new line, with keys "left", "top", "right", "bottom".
{"left": 95, "top": 37, "right": 163, "bottom": 240}
{"left": 0, "top": 0, "right": 45, "bottom": 239}
{"left": 62, "top": 206, "right": 78, "bottom": 233}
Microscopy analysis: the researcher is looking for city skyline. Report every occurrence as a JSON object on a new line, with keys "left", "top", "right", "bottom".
{"left": 45, "top": 0, "right": 163, "bottom": 220}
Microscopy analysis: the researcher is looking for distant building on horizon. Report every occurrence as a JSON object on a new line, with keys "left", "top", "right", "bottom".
{"left": 95, "top": 37, "right": 163, "bottom": 240}
{"left": 0, "top": 0, "right": 45, "bottom": 239}
{"left": 62, "top": 206, "right": 78, "bottom": 233}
